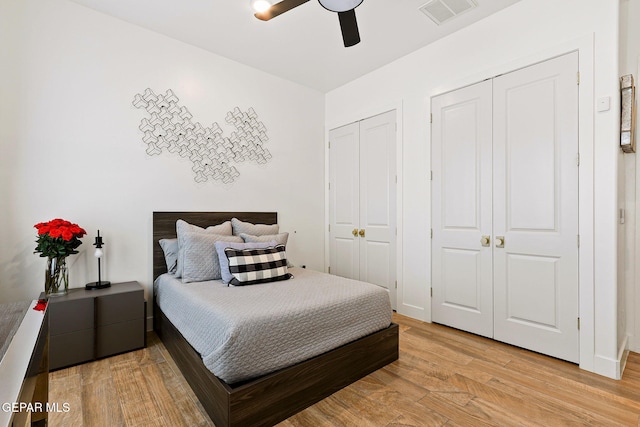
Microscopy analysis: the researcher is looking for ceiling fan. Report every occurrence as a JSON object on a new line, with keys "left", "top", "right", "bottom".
{"left": 252, "top": 0, "right": 364, "bottom": 47}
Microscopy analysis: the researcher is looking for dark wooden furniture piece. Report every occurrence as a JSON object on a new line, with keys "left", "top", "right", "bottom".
{"left": 48, "top": 282, "right": 145, "bottom": 370}
{"left": 152, "top": 211, "right": 399, "bottom": 427}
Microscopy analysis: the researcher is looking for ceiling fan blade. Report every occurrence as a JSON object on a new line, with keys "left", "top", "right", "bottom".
{"left": 254, "top": 0, "right": 310, "bottom": 21}
{"left": 337, "top": 9, "right": 360, "bottom": 47}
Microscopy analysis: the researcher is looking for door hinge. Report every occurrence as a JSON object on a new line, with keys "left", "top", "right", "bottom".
{"left": 577, "top": 72, "right": 580, "bottom": 85}
{"left": 430, "top": 287, "right": 433, "bottom": 297}
{"left": 328, "top": 141, "right": 331, "bottom": 149}
{"left": 328, "top": 224, "right": 331, "bottom": 232}
{"left": 430, "top": 229, "right": 433, "bottom": 238}
{"left": 430, "top": 171, "right": 433, "bottom": 181}
{"left": 577, "top": 234, "right": 580, "bottom": 248}
{"left": 395, "top": 175, "right": 398, "bottom": 184}
{"left": 395, "top": 280, "right": 398, "bottom": 289}
{"left": 395, "top": 227, "right": 397, "bottom": 236}
{"left": 578, "top": 317, "right": 580, "bottom": 330}
{"left": 430, "top": 113, "right": 433, "bottom": 123}
{"left": 328, "top": 266, "right": 331, "bottom": 274}
{"left": 576, "top": 153, "right": 580, "bottom": 166}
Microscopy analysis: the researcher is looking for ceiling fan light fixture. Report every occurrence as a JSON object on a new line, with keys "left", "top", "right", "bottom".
{"left": 250, "top": 0, "right": 273, "bottom": 13}
{"left": 318, "top": 0, "right": 363, "bottom": 13}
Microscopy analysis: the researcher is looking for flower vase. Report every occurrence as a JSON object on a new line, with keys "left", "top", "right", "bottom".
{"left": 45, "top": 257, "right": 68, "bottom": 296}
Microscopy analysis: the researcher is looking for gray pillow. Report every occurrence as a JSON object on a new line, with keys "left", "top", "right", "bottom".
{"left": 176, "top": 219, "right": 232, "bottom": 236}
{"left": 176, "top": 219, "right": 232, "bottom": 277}
{"left": 159, "top": 238, "right": 178, "bottom": 274}
{"left": 180, "top": 232, "right": 243, "bottom": 283}
{"left": 231, "top": 217, "right": 279, "bottom": 236}
{"left": 214, "top": 240, "right": 277, "bottom": 284}
{"left": 240, "top": 232, "right": 289, "bottom": 247}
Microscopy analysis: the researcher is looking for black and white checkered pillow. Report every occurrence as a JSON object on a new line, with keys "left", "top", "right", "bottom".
{"left": 224, "top": 245, "right": 292, "bottom": 286}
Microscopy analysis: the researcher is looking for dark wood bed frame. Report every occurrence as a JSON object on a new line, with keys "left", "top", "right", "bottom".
{"left": 152, "top": 212, "right": 399, "bottom": 427}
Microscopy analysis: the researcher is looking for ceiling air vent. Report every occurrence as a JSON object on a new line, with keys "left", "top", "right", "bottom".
{"left": 420, "top": 0, "right": 478, "bottom": 25}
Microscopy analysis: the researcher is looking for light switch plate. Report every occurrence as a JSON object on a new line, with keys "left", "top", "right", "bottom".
{"left": 597, "top": 96, "right": 611, "bottom": 112}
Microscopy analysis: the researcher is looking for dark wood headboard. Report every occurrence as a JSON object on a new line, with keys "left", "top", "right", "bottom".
{"left": 152, "top": 211, "right": 278, "bottom": 281}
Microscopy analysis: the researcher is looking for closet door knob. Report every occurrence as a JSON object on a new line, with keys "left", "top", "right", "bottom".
{"left": 359, "top": 229, "right": 365, "bottom": 237}
{"left": 352, "top": 229, "right": 358, "bottom": 237}
{"left": 481, "top": 236, "right": 490, "bottom": 247}
{"left": 495, "top": 236, "right": 505, "bottom": 248}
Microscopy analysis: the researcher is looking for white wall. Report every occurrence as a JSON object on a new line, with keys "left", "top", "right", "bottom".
{"left": 0, "top": 0, "right": 325, "bottom": 308}
{"left": 326, "top": 0, "right": 621, "bottom": 378}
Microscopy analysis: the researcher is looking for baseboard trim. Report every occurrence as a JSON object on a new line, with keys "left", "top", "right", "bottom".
{"left": 594, "top": 335, "right": 629, "bottom": 380}
{"left": 618, "top": 335, "right": 630, "bottom": 379}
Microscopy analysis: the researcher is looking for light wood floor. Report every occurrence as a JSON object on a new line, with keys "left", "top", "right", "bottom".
{"left": 49, "top": 313, "right": 640, "bottom": 426}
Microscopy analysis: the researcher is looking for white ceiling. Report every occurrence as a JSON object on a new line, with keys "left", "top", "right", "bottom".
{"left": 70, "top": 0, "right": 522, "bottom": 92}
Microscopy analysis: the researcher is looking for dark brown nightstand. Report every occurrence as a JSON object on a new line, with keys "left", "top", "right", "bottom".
{"left": 47, "top": 281, "right": 145, "bottom": 370}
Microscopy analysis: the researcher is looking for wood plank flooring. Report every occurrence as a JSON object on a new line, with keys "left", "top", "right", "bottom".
{"left": 49, "top": 313, "right": 640, "bottom": 426}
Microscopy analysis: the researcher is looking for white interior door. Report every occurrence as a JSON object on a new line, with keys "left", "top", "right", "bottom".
{"left": 431, "top": 81, "right": 494, "bottom": 338}
{"left": 329, "top": 122, "right": 360, "bottom": 280}
{"left": 329, "top": 111, "right": 397, "bottom": 308}
{"left": 359, "top": 110, "right": 397, "bottom": 308}
{"left": 431, "top": 52, "right": 579, "bottom": 362}
{"left": 492, "top": 52, "right": 579, "bottom": 363}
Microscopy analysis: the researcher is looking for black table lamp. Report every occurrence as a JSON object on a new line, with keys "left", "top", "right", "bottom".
{"left": 86, "top": 230, "right": 111, "bottom": 290}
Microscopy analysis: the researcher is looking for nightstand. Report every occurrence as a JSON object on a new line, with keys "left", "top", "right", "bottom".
{"left": 47, "top": 281, "right": 145, "bottom": 370}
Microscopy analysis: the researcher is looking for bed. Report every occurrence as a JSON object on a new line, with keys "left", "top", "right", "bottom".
{"left": 152, "top": 211, "right": 399, "bottom": 427}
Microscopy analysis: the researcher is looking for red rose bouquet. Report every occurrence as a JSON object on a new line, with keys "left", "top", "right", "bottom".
{"left": 34, "top": 219, "right": 86, "bottom": 295}
{"left": 34, "top": 218, "right": 87, "bottom": 258}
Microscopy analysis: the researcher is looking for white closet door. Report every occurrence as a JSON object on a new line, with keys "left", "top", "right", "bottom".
{"left": 431, "top": 81, "right": 494, "bottom": 338}
{"left": 493, "top": 52, "right": 579, "bottom": 363}
{"left": 359, "top": 110, "right": 397, "bottom": 307}
{"left": 329, "top": 122, "right": 360, "bottom": 280}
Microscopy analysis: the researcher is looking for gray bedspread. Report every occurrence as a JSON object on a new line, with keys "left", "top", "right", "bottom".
{"left": 154, "top": 267, "right": 392, "bottom": 384}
